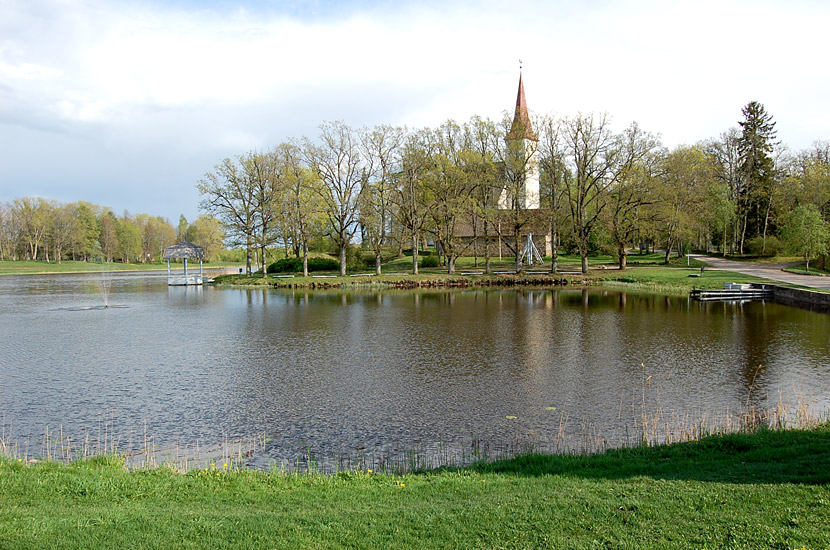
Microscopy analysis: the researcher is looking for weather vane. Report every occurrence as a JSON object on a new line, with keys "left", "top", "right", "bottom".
{"left": 519, "top": 59, "right": 523, "bottom": 71}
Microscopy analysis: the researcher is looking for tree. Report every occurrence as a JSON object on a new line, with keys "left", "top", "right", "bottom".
{"left": 275, "top": 141, "right": 325, "bottom": 277}
{"left": 464, "top": 116, "right": 501, "bottom": 274}
{"left": 562, "top": 113, "right": 617, "bottom": 273}
{"left": 497, "top": 113, "right": 541, "bottom": 272}
{"left": 706, "top": 129, "right": 742, "bottom": 254}
{"left": 11, "top": 197, "right": 51, "bottom": 261}
{"left": 72, "top": 202, "right": 101, "bottom": 261}
{"left": 49, "top": 202, "right": 78, "bottom": 264}
{"left": 241, "top": 151, "right": 281, "bottom": 278}
{"left": 177, "top": 215, "right": 188, "bottom": 242}
{"left": 422, "top": 121, "right": 475, "bottom": 274}
{"left": 359, "top": 125, "right": 405, "bottom": 275}
{"left": 186, "top": 214, "right": 225, "bottom": 262}
{"left": 780, "top": 205, "right": 829, "bottom": 272}
{"left": 0, "top": 202, "right": 21, "bottom": 261}
{"left": 98, "top": 211, "right": 119, "bottom": 262}
{"left": 655, "top": 146, "right": 712, "bottom": 263}
{"left": 198, "top": 157, "right": 259, "bottom": 275}
{"left": 603, "top": 123, "right": 662, "bottom": 269}
{"left": 116, "top": 213, "right": 142, "bottom": 263}
{"left": 538, "top": 116, "right": 570, "bottom": 273}
{"left": 391, "top": 129, "right": 433, "bottom": 274}
{"left": 303, "top": 121, "right": 363, "bottom": 277}
{"left": 737, "top": 101, "right": 778, "bottom": 252}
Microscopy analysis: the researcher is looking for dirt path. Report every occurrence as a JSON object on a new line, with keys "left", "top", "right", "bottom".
{"left": 691, "top": 254, "right": 830, "bottom": 290}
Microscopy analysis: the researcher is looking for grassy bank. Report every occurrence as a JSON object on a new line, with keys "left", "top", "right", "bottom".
{"left": 215, "top": 265, "right": 767, "bottom": 295}
{"left": 2, "top": 425, "right": 828, "bottom": 549}
{"left": 0, "top": 260, "right": 243, "bottom": 275}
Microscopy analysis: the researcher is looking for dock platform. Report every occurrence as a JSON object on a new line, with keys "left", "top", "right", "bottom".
{"left": 690, "top": 283, "right": 774, "bottom": 301}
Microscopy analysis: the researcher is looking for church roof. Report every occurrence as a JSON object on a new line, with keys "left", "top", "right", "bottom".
{"left": 506, "top": 73, "right": 538, "bottom": 142}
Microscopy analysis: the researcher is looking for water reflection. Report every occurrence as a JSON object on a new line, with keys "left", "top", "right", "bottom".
{"left": 0, "top": 274, "right": 827, "bottom": 470}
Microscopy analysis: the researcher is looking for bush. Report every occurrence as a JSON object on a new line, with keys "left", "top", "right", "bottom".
{"left": 745, "top": 235, "right": 783, "bottom": 257}
{"left": 267, "top": 256, "right": 340, "bottom": 273}
{"left": 419, "top": 254, "right": 440, "bottom": 268}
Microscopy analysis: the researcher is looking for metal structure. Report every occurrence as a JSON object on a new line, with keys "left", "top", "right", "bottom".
{"left": 163, "top": 242, "right": 205, "bottom": 286}
{"left": 519, "top": 233, "right": 544, "bottom": 268}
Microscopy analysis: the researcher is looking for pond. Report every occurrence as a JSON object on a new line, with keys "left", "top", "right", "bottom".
{"left": 1, "top": 272, "right": 828, "bottom": 471}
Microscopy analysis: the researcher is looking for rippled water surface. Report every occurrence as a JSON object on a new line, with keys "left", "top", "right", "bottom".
{"left": 1, "top": 272, "right": 828, "bottom": 469}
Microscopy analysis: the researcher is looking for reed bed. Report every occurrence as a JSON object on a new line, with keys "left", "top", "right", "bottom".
{"left": 2, "top": 384, "right": 825, "bottom": 476}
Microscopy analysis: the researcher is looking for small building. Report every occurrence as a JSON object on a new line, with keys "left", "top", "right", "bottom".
{"left": 163, "top": 242, "right": 205, "bottom": 286}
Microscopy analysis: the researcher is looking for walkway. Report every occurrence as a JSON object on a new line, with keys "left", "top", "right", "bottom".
{"left": 691, "top": 254, "right": 830, "bottom": 290}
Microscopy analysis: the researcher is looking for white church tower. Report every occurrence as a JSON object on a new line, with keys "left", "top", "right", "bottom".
{"left": 500, "top": 70, "right": 540, "bottom": 210}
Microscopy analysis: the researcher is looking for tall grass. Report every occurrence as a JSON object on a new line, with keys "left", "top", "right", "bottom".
{"left": 3, "top": 381, "right": 825, "bottom": 476}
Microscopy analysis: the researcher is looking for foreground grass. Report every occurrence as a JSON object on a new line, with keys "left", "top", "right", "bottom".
{"left": 2, "top": 426, "right": 828, "bottom": 549}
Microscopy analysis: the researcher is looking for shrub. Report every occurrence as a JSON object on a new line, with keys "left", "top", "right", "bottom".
{"left": 267, "top": 257, "right": 340, "bottom": 273}
{"left": 745, "top": 235, "right": 783, "bottom": 257}
{"left": 419, "top": 254, "right": 440, "bottom": 268}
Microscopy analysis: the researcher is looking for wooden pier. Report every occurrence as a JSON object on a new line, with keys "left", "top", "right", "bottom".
{"left": 690, "top": 283, "right": 774, "bottom": 302}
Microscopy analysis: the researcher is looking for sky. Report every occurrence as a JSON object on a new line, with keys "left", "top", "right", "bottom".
{"left": 2, "top": 0, "right": 829, "bottom": 224}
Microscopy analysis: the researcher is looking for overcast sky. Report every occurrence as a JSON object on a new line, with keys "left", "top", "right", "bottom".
{"left": 2, "top": 0, "right": 829, "bottom": 223}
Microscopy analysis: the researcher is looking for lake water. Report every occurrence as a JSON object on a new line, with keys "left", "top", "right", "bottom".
{"left": 1, "top": 272, "right": 828, "bottom": 471}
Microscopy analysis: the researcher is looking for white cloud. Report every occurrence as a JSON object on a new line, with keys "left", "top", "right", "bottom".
{"left": 1, "top": 0, "right": 829, "bottom": 221}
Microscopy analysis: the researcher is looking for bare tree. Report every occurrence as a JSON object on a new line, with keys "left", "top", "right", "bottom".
{"left": 604, "top": 123, "right": 663, "bottom": 269}
{"left": 538, "top": 116, "right": 570, "bottom": 273}
{"left": 391, "top": 128, "right": 433, "bottom": 274}
{"left": 563, "top": 113, "right": 617, "bottom": 273}
{"left": 423, "top": 121, "right": 475, "bottom": 274}
{"left": 198, "top": 157, "right": 259, "bottom": 275}
{"left": 277, "top": 141, "right": 325, "bottom": 277}
{"left": 359, "top": 125, "right": 405, "bottom": 275}
{"left": 304, "top": 121, "right": 363, "bottom": 276}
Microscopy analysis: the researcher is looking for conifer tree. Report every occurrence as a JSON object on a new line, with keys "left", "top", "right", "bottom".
{"left": 737, "top": 101, "right": 778, "bottom": 253}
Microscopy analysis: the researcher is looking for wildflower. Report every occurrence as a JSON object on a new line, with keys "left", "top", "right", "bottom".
{"left": 367, "top": 469, "right": 372, "bottom": 473}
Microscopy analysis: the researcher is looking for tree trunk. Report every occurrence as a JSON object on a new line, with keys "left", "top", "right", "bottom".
{"left": 245, "top": 239, "right": 252, "bottom": 275}
{"left": 549, "top": 220, "right": 558, "bottom": 274}
{"left": 483, "top": 220, "right": 491, "bottom": 275}
{"left": 472, "top": 215, "right": 478, "bottom": 268}
{"left": 375, "top": 252, "right": 382, "bottom": 276}
{"left": 302, "top": 241, "right": 309, "bottom": 277}
{"left": 581, "top": 253, "right": 588, "bottom": 274}
{"left": 515, "top": 232, "right": 523, "bottom": 273}
{"left": 261, "top": 244, "right": 267, "bottom": 278}
{"left": 447, "top": 254, "right": 456, "bottom": 274}
{"left": 618, "top": 244, "right": 627, "bottom": 270}
{"left": 339, "top": 241, "right": 347, "bottom": 277}
{"left": 412, "top": 233, "right": 419, "bottom": 275}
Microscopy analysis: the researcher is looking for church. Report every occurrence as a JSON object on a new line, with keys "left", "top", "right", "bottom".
{"left": 458, "top": 70, "right": 553, "bottom": 266}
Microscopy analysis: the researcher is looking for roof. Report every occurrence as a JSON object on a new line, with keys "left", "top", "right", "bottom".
{"left": 505, "top": 73, "right": 538, "bottom": 142}
{"left": 163, "top": 241, "right": 205, "bottom": 260}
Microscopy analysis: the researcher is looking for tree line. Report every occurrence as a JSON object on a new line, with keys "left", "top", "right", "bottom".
{"left": 4, "top": 102, "right": 827, "bottom": 272}
{"left": 0, "top": 199, "right": 226, "bottom": 264}
{"left": 198, "top": 102, "right": 830, "bottom": 276}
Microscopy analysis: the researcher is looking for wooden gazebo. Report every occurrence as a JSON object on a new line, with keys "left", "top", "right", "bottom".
{"left": 163, "top": 242, "right": 205, "bottom": 286}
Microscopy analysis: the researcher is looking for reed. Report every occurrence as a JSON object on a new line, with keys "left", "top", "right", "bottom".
{"left": 1, "top": 385, "right": 826, "bottom": 476}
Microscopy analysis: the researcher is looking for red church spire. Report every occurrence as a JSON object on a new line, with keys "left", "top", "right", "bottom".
{"left": 506, "top": 71, "right": 537, "bottom": 142}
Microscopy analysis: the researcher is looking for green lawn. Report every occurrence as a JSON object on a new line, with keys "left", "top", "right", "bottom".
{"left": 0, "top": 260, "right": 243, "bottom": 275}
{"left": 783, "top": 262, "right": 830, "bottom": 276}
{"left": 2, "top": 425, "right": 828, "bottom": 549}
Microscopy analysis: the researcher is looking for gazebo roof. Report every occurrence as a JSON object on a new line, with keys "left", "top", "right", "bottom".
{"left": 163, "top": 241, "right": 205, "bottom": 260}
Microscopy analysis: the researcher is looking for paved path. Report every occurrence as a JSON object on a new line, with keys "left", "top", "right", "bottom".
{"left": 691, "top": 254, "right": 830, "bottom": 290}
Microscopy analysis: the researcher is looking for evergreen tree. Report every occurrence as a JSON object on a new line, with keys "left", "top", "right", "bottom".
{"left": 737, "top": 101, "right": 778, "bottom": 252}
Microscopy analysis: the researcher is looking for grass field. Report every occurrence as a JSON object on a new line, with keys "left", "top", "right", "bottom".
{"left": 0, "top": 260, "right": 243, "bottom": 275}
{"left": 1, "top": 425, "right": 828, "bottom": 549}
